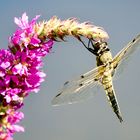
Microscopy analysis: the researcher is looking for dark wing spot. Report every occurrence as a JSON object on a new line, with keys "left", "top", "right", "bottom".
{"left": 55, "top": 92, "right": 62, "bottom": 97}
{"left": 124, "top": 50, "right": 127, "bottom": 55}
{"left": 94, "top": 77, "right": 99, "bottom": 81}
{"left": 79, "top": 83, "right": 83, "bottom": 87}
{"left": 81, "top": 75, "right": 84, "bottom": 78}
{"left": 132, "top": 38, "right": 136, "bottom": 42}
{"left": 64, "top": 81, "right": 69, "bottom": 86}
{"left": 114, "top": 64, "right": 118, "bottom": 69}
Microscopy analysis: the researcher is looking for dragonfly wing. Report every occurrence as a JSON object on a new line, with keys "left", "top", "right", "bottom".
{"left": 52, "top": 65, "right": 105, "bottom": 106}
{"left": 112, "top": 34, "right": 140, "bottom": 77}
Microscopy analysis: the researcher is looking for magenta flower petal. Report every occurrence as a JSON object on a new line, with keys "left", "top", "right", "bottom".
{"left": 1, "top": 61, "right": 11, "bottom": 69}
{"left": 14, "top": 12, "right": 29, "bottom": 29}
{"left": 12, "top": 125, "right": 24, "bottom": 132}
{"left": 30, "top": 36, "right": 41, "bottom": 46}
{"left": 26, "top": 73, "right": 41, "bottom": 87}
{"left": 29, "top": 15, "right": 40, "bottom": 25}
{"left": 5, "top": 95, "right": 11, "bottom": 103}
{"left": 12, "top": 63, "right": 28, "bottom": 76}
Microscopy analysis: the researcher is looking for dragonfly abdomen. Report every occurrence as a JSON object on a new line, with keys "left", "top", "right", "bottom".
{"left": 103, "top": 79, "right": 123, "bottom": 123}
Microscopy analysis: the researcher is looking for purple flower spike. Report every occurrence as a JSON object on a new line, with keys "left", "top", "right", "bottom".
{"left": 0, "top": 13, "right": 54, "bottom": 140}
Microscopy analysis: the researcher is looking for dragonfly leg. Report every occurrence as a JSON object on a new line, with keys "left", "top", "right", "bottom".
{"left": 78, "top": 37, "right": 98, "bottom": 55}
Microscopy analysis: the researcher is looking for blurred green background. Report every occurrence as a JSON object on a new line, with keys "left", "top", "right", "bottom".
{"left": 0, "top": 0, "right": 140, "bottom": 139}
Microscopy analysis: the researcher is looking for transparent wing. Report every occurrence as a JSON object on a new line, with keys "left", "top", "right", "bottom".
{"left": 52, "top": 65, "right": 105, "bottom": 106}
{"left": 112, "top": 34, "right": 140, "bottom": 77}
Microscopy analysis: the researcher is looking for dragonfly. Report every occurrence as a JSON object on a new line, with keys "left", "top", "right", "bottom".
{"left": 51, "top": 33, "right": 140, "bottom": 123}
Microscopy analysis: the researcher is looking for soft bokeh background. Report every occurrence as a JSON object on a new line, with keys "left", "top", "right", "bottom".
{"left": 0, "top": 0, "right": 140, "bottom": 139}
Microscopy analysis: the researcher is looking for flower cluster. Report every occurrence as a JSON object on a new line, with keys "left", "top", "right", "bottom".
{"left": 37, "top": 16, "right": 109, "bottom": 42}
{"left": 0, "top": 13, "right": 109, "bottom": 140}
{"left": 0, "top": 13, "right": 53, "bottom": 140}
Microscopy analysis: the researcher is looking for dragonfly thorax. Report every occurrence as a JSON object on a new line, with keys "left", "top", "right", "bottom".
{"left": 96, "top": 46, "right": 113, "bottom": 66}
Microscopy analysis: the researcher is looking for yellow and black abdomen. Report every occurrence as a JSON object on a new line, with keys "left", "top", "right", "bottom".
{"left": 102, "top": 76, "right": 123, "bottom": 122}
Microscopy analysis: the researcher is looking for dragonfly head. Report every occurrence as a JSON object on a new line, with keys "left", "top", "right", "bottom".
{"left": 80, "top": 38, "right": 109, "bottom": 56}
{"left": 94, "top": 41, "right": 107, "bottom": 49}
{"left": 93, "top": 41, "right": 109, "bottom": 55}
